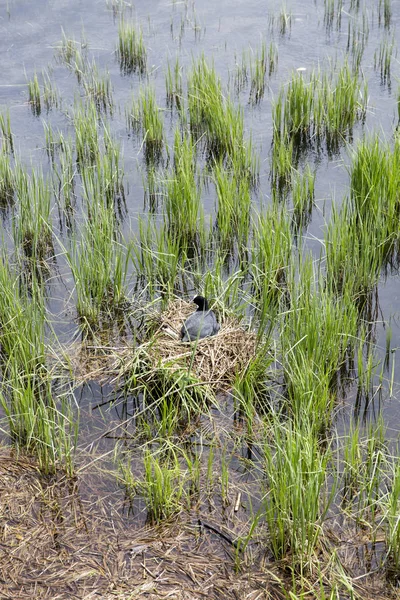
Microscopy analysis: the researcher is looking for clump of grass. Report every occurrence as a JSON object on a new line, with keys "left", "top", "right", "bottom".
{"left": 117, "top": 18, "right": 146, "bottom": 75}
{"left": 233, "top": 49, "right": 248, "bottom": 94}
{"left": 271, "top": 130, "right": 294, "bottom": 195}
{"left": 142, "top": 446, "right": 188, "bottom": 523}
{"left": 272, "top": 61, "right": 367, "bottom": 152}
{"left": 0, "top": 263, "right": 76, "bottom": 473}
{"left": 279, "top": 5, "right": 292, "bottom": 35}
{"left": 374, "top": 35, "right": 395, "bottom": 88}
{"left": 65, "top": 201, "right": 129, "bottom": 327}
{"left": 27, "top": 72, "right": 41, "bottom": 116}
{"left": 131, "top": 216, "right": 185, "bottom": 297}
{"left": 280, "top": 256, "right": 358, "bottom": 432}
{"left": 166, "top": 57, "right": 183, "bottom": 110}
{"left": 213, "top": 161, "right": 251, "bottom": 248}
{"left": 263, "top": 417, "right": 333, "bottom": 563}
{"left": 53, "top": 136, "right": 76, "bottom": 223}
{"left": 291, "top": 164, "right": 315, "bottom": 226}
{"left": 83, "top": 61, "right": 114, "bottom": 113}
{"left": 346, "top": 9, "right": 369, "bottom": 72}
{"left": 324, "top": 0, "right": 343, "bottom": 31}
{"left": 13, "top": 165, "right": 53, "bottom": 261}
{"left": 0, "top": 110, "right": 14, "bottom": 154}
{"left": 164, "top": 128, "right": 203, "bottom": 244}
{"left": 73, "top": 99, "right": 99, "bottom": 166}
{"left": 42, "top": 68, "right": 59, "bottom": 111}
{"left": 249, "top": 42, "right": 267, "bottom": 105}
{"left": 250, "top": 205, "right": 293, "bottom": 332}
{"left": 187, "top": 56, "right": 258, "bottom": 181}
{"left": 127, "top": 87, "right": 164, "bottom": 163}
{"left": 57, "top": 29, "right": 88, "bottom": 83}
{"left": 385, "top": 456, "right": 400, "bottom": 576}
{"left": 0, "top": 151, "right": 14, "bottom": 210}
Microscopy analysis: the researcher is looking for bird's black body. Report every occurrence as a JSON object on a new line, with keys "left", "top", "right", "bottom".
{"left": 181, "top": 296, "right": 220, "bottom": 342}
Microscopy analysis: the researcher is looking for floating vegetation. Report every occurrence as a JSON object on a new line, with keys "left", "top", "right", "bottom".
{"left": 117, "top": 18, "right": 146, "bottom": 75}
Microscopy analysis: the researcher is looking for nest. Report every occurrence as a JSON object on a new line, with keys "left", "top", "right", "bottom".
{"left": 137, "top": 299, "right": 258, "bottom": 392}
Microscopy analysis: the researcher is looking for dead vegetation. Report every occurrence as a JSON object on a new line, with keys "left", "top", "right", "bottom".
{"left": 0, "top": 448, "right": 398, "bottom": 600}
{"left": 67, "top": 299, "right": 258, "bottom": 392}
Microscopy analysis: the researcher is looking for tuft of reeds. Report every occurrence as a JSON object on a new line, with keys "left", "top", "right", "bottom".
{"left": 57, "top": 29, "right": 88, "bottom": 83}
{"left": 83, "top": 61, "right": 114, "bottom": 113}
{"left": 164, "top": 128, "right": 203, "bottom": 243}
{"left": 127, "top": 87, "right": 164, "bottom": 163}
{"left": 249, "top": 42, "right": 267, "bottom": 105}
{"left": 272, "top": 61, "right": 367, "bottom": 153}
{"left": 13, "top": 165, "right": 53, "bottom": 261}
{"left": 264, "top": 417, "right": 333, "bottom": 562}
{"left": 74, "top": 99, "right": 99, "bottom": 166}
{"left": 0, "top": 262, "right": 76, "bottom": 473}
{"left": 374, "top": 35, "right": 395, "bottom": 88}
{"left": 117, "top": 18, "right": 146, "bottom": 75}
{"left": 27, "top": 73, "right": 41, "bottom": 116}
{"left": 42, "top": 68, "right": 59, "bottom": 111}
{"left": 0, "top": 151, "right": 14, "bottom": 210}
{"left": 0, "top": 110, "right": 14, "bottom": 154}
{"left": 166, "top": 57, "right": 183, "bottom": 110}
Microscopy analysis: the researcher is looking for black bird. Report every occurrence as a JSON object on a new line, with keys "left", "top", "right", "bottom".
{"left": 181, "top": 296, "right": 220, "bottom": 342}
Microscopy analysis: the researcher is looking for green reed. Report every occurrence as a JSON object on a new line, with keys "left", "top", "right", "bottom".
{"left": 164, "top": 128, "right": 204, "bottom": 244}
{"left": 0, "top": 151, "right": 14, "bottom": 209}
{"left": 264, "top": 416, "right": 333, "bottom": 563}
{"left": 249, "top": 42, "right": 267, "bottom": 105}
{"left": 74, "top": 99, "right": 100, "bottom": 166}
{"left": 291, "top": 164, "right": 315, "bottom": 226}
{"left": 42, "top": 68, "right": 59, "bottom": 111}
{"left": 66, "top": 165, "right": 129, "bottom": 325}
{"left": 27, "top": 72, "right": 41, "bottom": 116}
{"left": 131, "top": 216, "right": 185, "bottom": 296}
{"left": 213, "top": 161, "right": 251, "bottom": 248}
{"left": 142, "top": 445, "right": 188, "bottom": 523}
{"left": 166, "top": 57, "right": 183, "bottom": 109}
{"left": 379, "top": 0, "right": 392, "bottom": 28}
{"left": 280, "top": 256, "right": 358, "bottom": 431}
{"left": 0, "top": 261, "right": 76, "bottom": 473}
{"left": 13, "top": 165, "right": 53, "bottom": 261}
{"left": 83, "top": 61, "right": 114, "bottom": 113}
{"left": 117, "top": 18, "right": 146, "bottom": 75}
{"left": 273, "top": 61, "right": 367, "bottom": 150}
{"left": 57, "top": 29, "right": 88, "bottom": 83}
{"left": 374, "top": 35, "right": 395, "bottom": 87}
{"left": 0, "top": 110, "right": 13, "bottom": 154}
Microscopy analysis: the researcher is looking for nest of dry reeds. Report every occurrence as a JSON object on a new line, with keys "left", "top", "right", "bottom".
{"left": 134, "top": 299, "right": 258, "bottom": 392}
